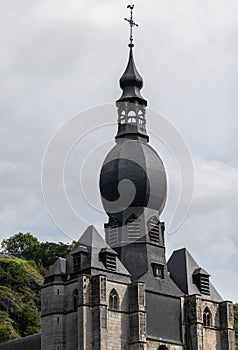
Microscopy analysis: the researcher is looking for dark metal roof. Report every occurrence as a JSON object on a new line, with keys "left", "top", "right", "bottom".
{"left": 0, "top": 333, "right": 41, "bottom": 350}
{"left": 117, "top": 47, "right": 147, "bottom": 106}
{"left": 167, "top": 248, "right": 223, "bottom": 302}
{"left": 100, "top": 139, "right": 167, "bottom": 220}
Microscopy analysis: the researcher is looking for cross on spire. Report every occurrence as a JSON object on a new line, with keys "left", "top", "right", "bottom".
{"left": 124, "top": 4, "right": 138, "bottom": 47}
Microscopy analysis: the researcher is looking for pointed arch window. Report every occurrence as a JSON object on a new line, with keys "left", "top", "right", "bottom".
{"left": 203, "top": 307, "right": 212, "bottom": 327}
{"left": 148, "top": 216, "right": 160, "bottom": 244}
{"left": 109, "top": 289, "right": 119, "bottom": 310}
{"left": 73, "top": 289, "right": 79, "bottom": 310}
{"left": 127, "top": 215, "right": 140, "bottom": 242}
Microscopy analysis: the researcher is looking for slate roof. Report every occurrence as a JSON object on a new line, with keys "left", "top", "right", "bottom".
{"left": 167, "top": 248, "right": 223, "bottom": 302}
{"left": 66, "top": 225, "right": 131, "bottom": 283}
{"left": 0, "top": 333, "right": 41, "bottom": 350}
{"left": 45, "top": 256, "right": 66, "bottom": 277}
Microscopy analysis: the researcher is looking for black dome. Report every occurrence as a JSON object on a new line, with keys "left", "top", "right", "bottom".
{"left": 99, "top": 140, "right": 167, "bottom": 219}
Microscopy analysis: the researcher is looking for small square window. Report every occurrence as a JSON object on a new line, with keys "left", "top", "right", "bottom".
{"left": 152, "top": 264, "right": 164, "bottom": 279}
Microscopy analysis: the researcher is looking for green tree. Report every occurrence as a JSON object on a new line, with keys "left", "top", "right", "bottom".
{"left": 1, "top": 232, "right": 75, "bottom": 271}
{"left": 1, "top": 232, "right": 39, "bottom": 257}
{"left": 38, "top": 241, "right": 75, "bottom": 269}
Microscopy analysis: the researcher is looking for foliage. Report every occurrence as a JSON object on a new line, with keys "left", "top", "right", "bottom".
{"left": 1, "top": 232, "right": 38, "bottom": 256}
{"left": 0, "top": 232, "right": 75, "bottom": 344}
{"left": 1, "top": 232, "right": 75, "bottom": 271}
{"left": 18, "top": 304, "right": 40, "bottom": 337}
{"left": 0, "top": 258, "right": 43, "bottom": 343}
{"left": 0, "top": 311, "right": 20, "bottom": 343}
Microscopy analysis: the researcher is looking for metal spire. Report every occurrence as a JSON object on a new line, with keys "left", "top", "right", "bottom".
{"left": 124, "top": 4, "right": 138, "bottom": 47}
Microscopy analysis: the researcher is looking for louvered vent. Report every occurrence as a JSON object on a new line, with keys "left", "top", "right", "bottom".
{"left": 105, "top": 254, "right": 116, "bottom": 271}
{"left": 200, "top": 275, "right": 210, "bottom": 295}
{"left": 148, "top": 217, "right": 160, "bottom": 244}
{"left": 127, "top": 217, "right": 140, "bottom": 242}
{"left": 193, "top": 268, "right": 210, "bottom": 296}
{"left": 108, "top": 222, "right": 118, "bottom": 246}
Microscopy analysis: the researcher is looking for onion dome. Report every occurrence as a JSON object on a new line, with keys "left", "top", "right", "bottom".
{"left": 99, "top": 139, "right": 167, "bottom": 221}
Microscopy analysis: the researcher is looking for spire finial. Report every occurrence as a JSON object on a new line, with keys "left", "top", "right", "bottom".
{"left": 124, "top": 4, "right": 138, "bottom": 48}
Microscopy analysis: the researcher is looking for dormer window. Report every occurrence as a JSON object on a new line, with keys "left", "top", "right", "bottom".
{"left": 100, "top": 248, "right": 117, "bottom": 272}
{"left": 152, "top": 263, "right": 164, "bottom": 279}
{"left": 193, "top": 268, "right": 210, "bottom": 296}
{"left": 72, "top": 246, "right": 89, "bottom": 272}
{"left": 73, "top": 254, "right": 81, "bottom": 271}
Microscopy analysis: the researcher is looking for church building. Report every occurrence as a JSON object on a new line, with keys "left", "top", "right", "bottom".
{"left": 40, "top": 6, "right": 235, "bottom": 350}
{"left": 0, "top": 5, "right": 235, "bottom": 350}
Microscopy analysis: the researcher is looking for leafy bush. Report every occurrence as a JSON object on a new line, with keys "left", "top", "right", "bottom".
{"left": 17, "top": 304, "right": 40, "bottom": 337}
{"left": 0, "top": 259, "right": 43, "bottom": 343}
{"left": 0, "top": 311, "right": 20, "bottom": 343}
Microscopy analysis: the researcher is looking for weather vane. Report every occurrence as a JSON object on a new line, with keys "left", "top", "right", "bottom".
{"left": 124, "top": 4, "right": 138, "bottom": 47}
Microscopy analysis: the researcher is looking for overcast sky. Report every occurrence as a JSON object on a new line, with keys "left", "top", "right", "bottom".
{"left": 1, "top": 0, "right": 238, "bottom": 302}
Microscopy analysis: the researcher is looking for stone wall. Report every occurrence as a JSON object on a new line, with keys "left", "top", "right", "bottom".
{"left": 147, "top": 340, "right": 183, "bottom": 349}
{"left": 184, "top": 295, "right": 235, "bottom": 350}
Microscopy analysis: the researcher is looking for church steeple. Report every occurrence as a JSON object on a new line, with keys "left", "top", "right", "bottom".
{"left": 117, "top": 46, "right": 147, "bottom": 106}
{"left": 116, "top": 4, "right": 148, "bottom": 141}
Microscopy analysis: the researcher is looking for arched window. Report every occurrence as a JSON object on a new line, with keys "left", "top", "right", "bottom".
{"left": 127, "top": 215, "right": 140, "bottom": 242}
{"left": 203, "top": 307, "right": 212, "bottom": 327}
{"left": 127, "top": 110, "right": 137, "bottom": 124}
{"left": 73, "top": 289, "right": 79, "bottom": 310}
{"left": 109, "top": 289, "right": 119, "bottom": 310}
{"left": 158, "top": 346, "right": 168, "bottom": 350}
